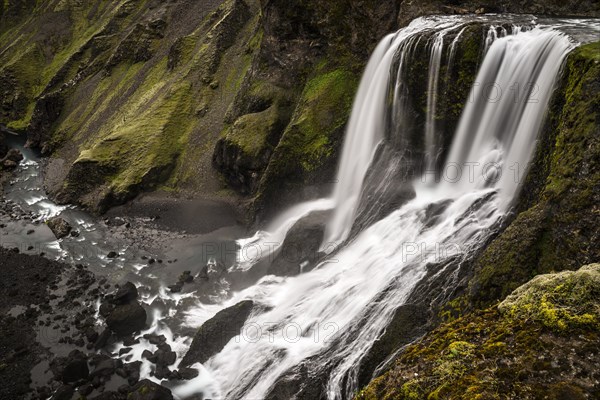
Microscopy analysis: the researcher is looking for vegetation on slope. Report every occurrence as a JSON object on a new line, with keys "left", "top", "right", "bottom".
{"left": 356, "top": 264, "right": 600, "bottom": 400}
{"left": 355, "top": 41, "right": 600, "bottom": 400}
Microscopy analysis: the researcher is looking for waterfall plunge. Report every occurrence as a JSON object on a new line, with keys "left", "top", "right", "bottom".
{"left": 176, "top": 16, "right": 583, "bottom": 400}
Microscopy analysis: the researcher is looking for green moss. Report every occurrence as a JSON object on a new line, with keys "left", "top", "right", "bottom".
{"left": 77, "top": 80, "right": 193, "bottom": 196}
{"left": 467, "top": 41, "right": 600, "bottom": 309}
{"left": 356, "top": 265, "right": 600, "bottom": 400}
{"left": 266, "top": 67, "right": 358, "bottom": 176}
{"left": 499, "top": 264, "right": 600, "bottom": 332}
{"left": 223, "top": 105, "right": 279, "bottom": 157}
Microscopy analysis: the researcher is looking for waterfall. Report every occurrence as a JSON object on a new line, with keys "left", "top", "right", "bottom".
{"left": 175, "top": 16, "right": 583, "bottom": 400}
{"left": 424, "top": 30, "right": 446, "bottom": 170}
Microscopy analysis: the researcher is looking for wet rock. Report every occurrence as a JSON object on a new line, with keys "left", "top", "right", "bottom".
{"left": 99, "top": 302, "right": 115, "bottom": 318}
{"left": 111, "top": 282, "right": 139, "bottom": 305}
{"left": 197, "top": 265, "right": 209, "bottom": 281}
{"left": 268, "top": 210, "right": 328, "bottom": 277}
{"left": 142, "top": 350, "right": 157, "bottom": 363}
{"left": 167, "top": 282, "right": 182, "bottom": 293}
{"left": 155, "top": 347, "right": 176, "bottom": 367}
{"left": 181, "top": 300, "right": 254, "bottom": 367}
{"left": 47, "top": 217, "right": 72, "bottom": 239}
{"left": 89, "top": 391, "right": 124, "bottom": 400}
{"left": 52, "top": 385, "right": 74, "bottom": 400}
{"left": 356, "top": 303, "right": 429, "bottom": 388}
{"left": 1, "top": 148, "right": 23, "bottom": 169}
{"left": 90, "top": 358, "right": 117, "bottom": 378}
{"left": 168, "top": 269, "right": 194, "bottom": 294}
{"left": 85, "top": 327, "right": 99, "bottom": 343}
{"left": 61, "top": 350, "right": 89, "bottom": 383}
{"left": 128, "top": 379, "right": 173, "bottom": 400}
{"left": 177, "top": 367, "right": 199, "bottom": 380}
{"left": 119, "top": 347, "right": 133, "bottom": 356}
{"left": 144, "top": 334, "right": 167, "bottom": 345}
{"left": 78, "top": 384, "right": 94, "bottom": 396}
{"left": 106, "top": 303, "right": 147, "bottom": 336}
{"left": 180, "top": 271, "right": 194, "bottom": 283}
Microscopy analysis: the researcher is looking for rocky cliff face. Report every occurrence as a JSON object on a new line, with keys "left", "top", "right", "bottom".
{"left": 357, "top": 264, "right": 600, "bottom": 400}
{"left": 1, "top": 0, "right": 598, "bottom": 217}
{"left": 0, "top": 0, "right": 400, "bottom": 217}
{"left": 355, "top": 40, "right": 600, "bottom": 400}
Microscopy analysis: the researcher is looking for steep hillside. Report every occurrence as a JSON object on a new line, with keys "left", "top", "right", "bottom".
{"left": 2, "top": 0, "right": 597, "bottom": 218}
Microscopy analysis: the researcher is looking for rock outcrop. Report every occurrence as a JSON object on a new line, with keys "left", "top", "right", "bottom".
{"left": 100, "top": 282, "right": 147, "bottom": 337}
{"left": 267, "top": 210, "right": 329, "bottom": 276}
{"left": 356, "top": 265, "right": 600, "bottom": 399}
{"left": 46, "top": 217, "right": 72, "bottom": 240}
{"left": 181, "top": 300, "right": 254, "bottom": 367}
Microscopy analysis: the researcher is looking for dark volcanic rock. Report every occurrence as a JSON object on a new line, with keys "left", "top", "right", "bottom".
{"left": 0, "top": 247, "right": 66, "bottom": 399}
{"left": 356, "top": 303, "right": 429, "bottom": 388}
{"left": 47, "top": 217, "right": 72, "bottom": 239}
{"left": 268, "top": 210, "right": 329, "bottom": 277}
{"left": 111, "top": 282, "right": 138, "bottom": 305}
{"left": 106, "top": 303, "right": 147, "bottom": 336}
{"left": 61, "top": 350, "right": 89, "bottom": 383}
{"left": 52, "top": 385, "right": 75, "bottom": 400}
{"left": 181, "top": 300, "right": 254, "bottom": 367}
{"left": 128, "top": 379, "right": 173, "bottom": 400}
{"left": 1, "top": 148, "right": 23, "bottom": 169}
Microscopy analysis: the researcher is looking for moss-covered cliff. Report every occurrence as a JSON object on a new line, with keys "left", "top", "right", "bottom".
{"left": 0, "top": 0, "right": 400, "bottom": 216}
{"left": 356, "top": 264, "right": 600, "bottom": 400}
{"left": 467, "top": 41, "right": 600, "bottom": 307}
{"left": 355, "top": 41, "right": 600, "bottom": 399}
{"left": 1, "top": 0, "right": 598, "bottom": 218}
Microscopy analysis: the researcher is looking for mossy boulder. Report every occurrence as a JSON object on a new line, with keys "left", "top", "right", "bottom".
{"left": 499, "top": 264, "right": 600, "bottom": 332}
{"left": 355, "top": 264, "right": 600, "bottom": 400}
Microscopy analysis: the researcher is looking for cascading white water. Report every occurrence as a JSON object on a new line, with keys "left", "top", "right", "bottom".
{"left": 173, "top": 16, "right": 586, "bottom": 400}
{"left": 323, "top": 18, "right": 464, "bottom": 246}
{"left": 424, "top": 30, "right": 446, "bottom": 170}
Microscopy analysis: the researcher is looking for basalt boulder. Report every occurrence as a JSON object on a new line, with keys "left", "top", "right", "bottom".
{"left": 46, "top": 217, "right": 72, "bottom": 239}
{"left": 105, "top": 302, "right": 147, "bottom": 337}
{"left": 181, "top": 300, "right": 254, "bottom": 367}
{"left": 268, "top": 210, "right": 330, "bottom": 277}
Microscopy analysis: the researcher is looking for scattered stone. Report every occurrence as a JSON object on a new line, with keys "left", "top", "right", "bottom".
{"left": 128, "top": 379, "right": 173, "bottom": 400}
{"left": 47, "top": 217, "right": 72, "bottom": 239}
{"left": 106, "top": 303, "right": 147, "bottom": 336}
{"left": 107, "top": 251, "right": 119, "bottom": 259}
